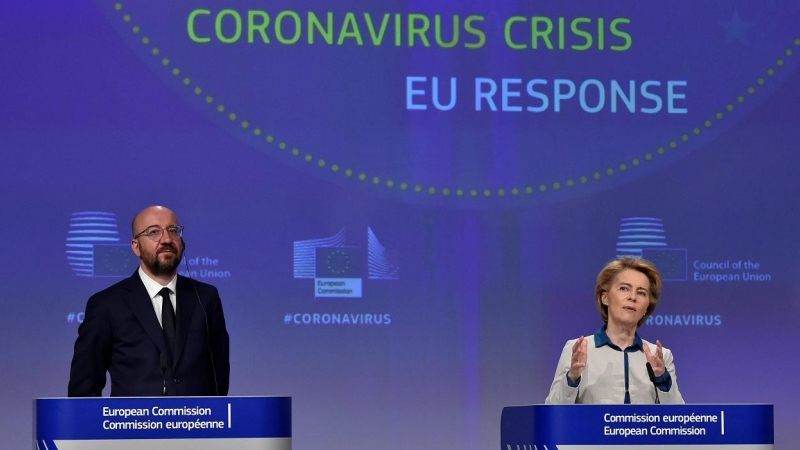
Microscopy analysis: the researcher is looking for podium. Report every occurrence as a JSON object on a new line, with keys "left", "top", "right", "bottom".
{"left": 34, "top": 396, "right": 291, "bottom": 450}
{"left": 501, "top": 404, "right": 773, "bottom": 449}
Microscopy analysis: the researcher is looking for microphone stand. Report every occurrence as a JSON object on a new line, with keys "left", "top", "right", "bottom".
{"left": 646, "top": 362, "right": 661, "bottom": 404}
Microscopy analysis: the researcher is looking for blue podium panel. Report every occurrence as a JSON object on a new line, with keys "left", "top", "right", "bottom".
{"left": 501, "top": 404, "right": 773, "bottom": 450}
{"left": 35, "top": 396, "right": 291, "bottom": 450}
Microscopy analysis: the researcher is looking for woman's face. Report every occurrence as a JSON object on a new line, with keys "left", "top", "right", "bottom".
{"left": 602, "top": 268, "right": 651, "bottom": 328}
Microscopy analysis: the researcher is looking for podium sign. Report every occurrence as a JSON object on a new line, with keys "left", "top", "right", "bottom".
{"left": 35, "top": 396, "right": 291, "bottom": 450}
{"left": 501, "top": 404, "right": 773, "bottom": 449}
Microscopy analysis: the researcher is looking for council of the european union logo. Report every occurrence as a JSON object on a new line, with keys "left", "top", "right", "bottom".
{"left": 293, "top": 227, "right": 399, "bottom": 298}
{"left": 615, "top": 217, "right": 687, "bottom": 281}
{"left": 66, "top": 211, "right": 138, "bottom": 277}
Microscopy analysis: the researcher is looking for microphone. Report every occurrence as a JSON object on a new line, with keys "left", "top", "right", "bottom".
{"left": 181, "top": 243, "right": 220, "bottom": 396}
{"left": 646, "top": 362, "right": 661, "bottom": 404}
{"left": 160, "top": 352, "right": 168, "bottom": 396}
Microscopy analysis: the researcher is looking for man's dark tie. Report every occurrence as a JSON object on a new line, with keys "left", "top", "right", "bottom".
{"left": 160, "top": 288, "right": 175, "bottom": 350}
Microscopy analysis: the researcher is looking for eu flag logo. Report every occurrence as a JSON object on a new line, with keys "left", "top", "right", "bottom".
{"left": 316, "top": 247, "right": 361, "bottom": 278}
{"left": 642, "top": 248, "right": 688, "bottom": 281}
{"left": 93, "top": 244, "right": 139, "bottom": 276}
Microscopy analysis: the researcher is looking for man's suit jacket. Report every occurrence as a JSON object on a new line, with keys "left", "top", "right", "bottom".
{"left": 68, "top": 272, "right": 229, "bottom": 397}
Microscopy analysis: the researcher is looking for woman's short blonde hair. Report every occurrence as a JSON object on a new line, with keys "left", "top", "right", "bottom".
{"left": 595, "top": 257, "right": 662, "bottom": 328}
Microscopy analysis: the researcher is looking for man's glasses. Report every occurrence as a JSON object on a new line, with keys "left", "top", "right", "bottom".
{"left": 134, "top": 225, "right": 184, "bottom": 241}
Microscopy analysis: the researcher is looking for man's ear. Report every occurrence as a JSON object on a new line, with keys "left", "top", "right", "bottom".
{"left": 131, "top": 238, "right": 141, "bottom": 257}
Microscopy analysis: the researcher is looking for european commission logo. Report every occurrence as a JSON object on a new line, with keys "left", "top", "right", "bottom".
{"left": 66, "top": 211, "right": 138, "bottom": 277}
{"left": 615, "top": 217, "right": 687, "bottom": 281}
{"left": 293, "top": 227, "right": 399, "bottom": 298}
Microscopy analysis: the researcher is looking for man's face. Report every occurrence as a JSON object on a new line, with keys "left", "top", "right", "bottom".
{"left": 131, "top": 207, "right": 184, "bottom": 277}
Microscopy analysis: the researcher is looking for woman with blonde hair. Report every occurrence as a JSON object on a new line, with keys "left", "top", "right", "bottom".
{"left": 545, "top": 257, "right": 684, "bottom": 404}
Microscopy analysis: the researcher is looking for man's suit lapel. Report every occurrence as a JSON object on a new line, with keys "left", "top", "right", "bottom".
{"left": 122, "top": 272, "right": 167, "bottom": 355}
{"left": 173, "top": 276, "right": 196, "bottom": 368}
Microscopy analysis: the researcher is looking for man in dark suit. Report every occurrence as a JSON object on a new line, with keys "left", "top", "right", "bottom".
{"left": 68, "top": 206, "right": 229, "bottom": 397}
